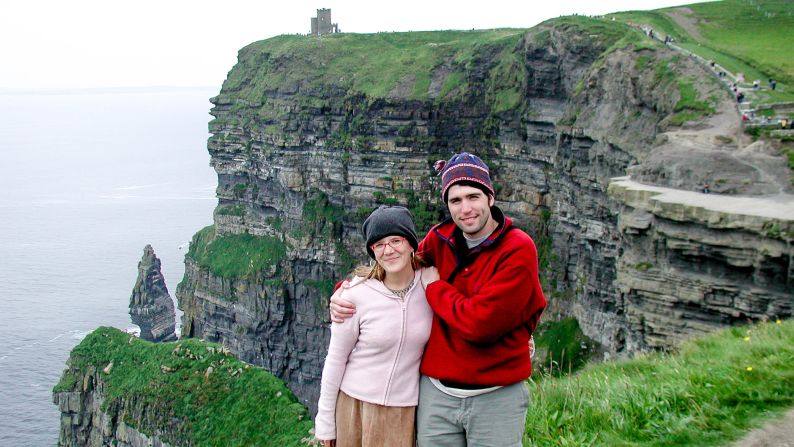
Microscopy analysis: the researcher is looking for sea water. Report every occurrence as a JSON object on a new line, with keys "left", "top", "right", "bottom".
{"left": 0, "top": 88, "right": 219, "bottom": 445}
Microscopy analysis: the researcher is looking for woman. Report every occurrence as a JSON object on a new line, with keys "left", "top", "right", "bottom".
{"left": 315, "top": 205, "right": 432, "bottom": 447}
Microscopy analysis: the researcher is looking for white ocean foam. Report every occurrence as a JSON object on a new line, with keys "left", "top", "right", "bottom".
{"left": 98, "top": 194, "right": 137, "bottom": 200}
{"left": 33, "top": 199, "right": 71, "bottom": 206}
{"left": 71, "top": 329, "right": 93, "bottom": 340}
{"left": 115, "top": 183, "right": 163, "bottom": 191}
{"left": 48, "top": 334, "right": 63, "bottom": 342}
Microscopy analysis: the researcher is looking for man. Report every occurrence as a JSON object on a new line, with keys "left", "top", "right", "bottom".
{"left": 331, "top": 152, "right": 546, "bottom": 446}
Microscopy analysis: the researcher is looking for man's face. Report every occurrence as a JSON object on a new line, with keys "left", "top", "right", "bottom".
{"left": 446, "top": 184, "right": 495, "bottom": 239}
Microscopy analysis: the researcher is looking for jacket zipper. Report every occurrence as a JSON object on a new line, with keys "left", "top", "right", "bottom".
{"left": 383, "top": 294, "right": 408, "bottom": 404}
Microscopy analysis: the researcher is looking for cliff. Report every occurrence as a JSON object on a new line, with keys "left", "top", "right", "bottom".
{"left": 175, "top": 16, "right": 793, "bottom": 413}
{"left": 608, "top": 178, "right": 793, "bottom": 351}
{"left": 129, "top": 245, "right": 177, "bottom": 342}
{"left": 52, "top": 327, "right": 313, "bottom": 446}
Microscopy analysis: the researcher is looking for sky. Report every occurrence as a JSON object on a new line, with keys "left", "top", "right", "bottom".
{"left": 0, "top": 0, "right": 705, "bottom": 91}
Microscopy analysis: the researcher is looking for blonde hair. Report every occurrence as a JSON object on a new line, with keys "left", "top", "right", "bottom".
{"left": 352, "top": 253, "right": 427, "bottom": 282}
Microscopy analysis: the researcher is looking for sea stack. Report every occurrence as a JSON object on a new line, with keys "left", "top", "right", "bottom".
{"left": 129, "top": 245, "right": 177, "bottom": 342}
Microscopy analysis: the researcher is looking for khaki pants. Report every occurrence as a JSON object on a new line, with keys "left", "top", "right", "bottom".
{"left": 335, "top": 391, "right": 416, "bottom": 447}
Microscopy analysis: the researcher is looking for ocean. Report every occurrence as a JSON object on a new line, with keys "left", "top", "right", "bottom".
{"left": 0, "top": 88, "right": 219, "bottom": 445}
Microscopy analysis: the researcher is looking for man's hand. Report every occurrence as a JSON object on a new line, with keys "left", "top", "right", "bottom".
{"left": 421, "top": 266, "right": 440, "bottom": 290}
{"left": 322, "top": 440, "right": 335, "bottom": 447}
{"left": 329, "top": 281, "right": 356, "bottom": 323}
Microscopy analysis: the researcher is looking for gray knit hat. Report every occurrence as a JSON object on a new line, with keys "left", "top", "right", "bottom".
{"left": 362, "top": 205, "right": 419, "bottom": 259}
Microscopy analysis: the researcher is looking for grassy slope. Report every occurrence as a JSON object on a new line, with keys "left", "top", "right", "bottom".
{"left": 609, "top": 0, "right": 794, "bottom": 104}
{"left": 525, "top": 319, "right": 794, "bottom": 446}
{"left": 55, "top": 321, "right": 793, "bottom": 446}
{"left": 222, "top": 29, "right": 527, "bottom": 102}
{"left": 187, "top": 225, "right": 286, "bottom": 279}
{"left": 54, "top": 327, "right": 313, "bottom": 446}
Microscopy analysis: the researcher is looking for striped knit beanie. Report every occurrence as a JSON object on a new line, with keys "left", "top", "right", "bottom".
{"left": 436, "top": 152, "right": 494, "bottom": 202}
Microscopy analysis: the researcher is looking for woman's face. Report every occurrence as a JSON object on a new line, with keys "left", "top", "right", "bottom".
{"left": 371, "top": 235, "right": 412, "bottom": 275}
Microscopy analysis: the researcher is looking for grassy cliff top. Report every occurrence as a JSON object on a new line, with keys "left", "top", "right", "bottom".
{"left": 609, "top": 0, "right": 794, "bottom": 103}
{"left": 220, "top": 17, "right": 628, "bottom": 103}
{"left": 54, "top": 327, "right": 313, "bottom": 446}
{"left": 221, "top": 28, "right": 524, "bottom": 101}
{"left": 526, "top": 319, "right": 794, "bottom": 445}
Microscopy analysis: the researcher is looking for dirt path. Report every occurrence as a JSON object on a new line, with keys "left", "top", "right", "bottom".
{"left": 732, "top": 409, "right": 794, "bottom": 447}
{"left": 663, "top": 7, "right": 704, "bottom": 41}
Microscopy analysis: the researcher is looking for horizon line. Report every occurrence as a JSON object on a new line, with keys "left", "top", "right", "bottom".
{"left": 0, "top": 85, "right": 220, "bottom": 96}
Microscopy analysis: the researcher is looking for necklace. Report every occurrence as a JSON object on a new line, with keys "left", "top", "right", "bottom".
{"left": 386, "top": 278, "right": 414, "bottom": 298}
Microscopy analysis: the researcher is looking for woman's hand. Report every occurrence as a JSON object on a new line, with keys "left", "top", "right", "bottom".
{"left": 329, "top": 281, "right": 356, "bottom": 323}
{"left": 529, "top": 335, "right": 536, "bottom": 359}
{"left": 420, "top": 266, "right": 440, "bottom": 290}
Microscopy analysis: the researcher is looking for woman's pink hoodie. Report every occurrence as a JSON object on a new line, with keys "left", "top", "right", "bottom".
{"left": 314, "top": 270, "right": 432, "bottom": 440}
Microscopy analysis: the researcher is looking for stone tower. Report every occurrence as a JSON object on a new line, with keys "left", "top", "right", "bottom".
{"left": 310, "top": 8, "right": 339, "bottom": 36}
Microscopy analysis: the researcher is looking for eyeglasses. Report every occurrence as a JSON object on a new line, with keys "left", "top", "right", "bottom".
{"left": 371, "top": 237, "right": 405, "bottom": 254}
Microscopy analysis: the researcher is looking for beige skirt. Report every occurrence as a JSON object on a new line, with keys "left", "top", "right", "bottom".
{"left": 334, "top": 390, "right": 416, "bottom": 447}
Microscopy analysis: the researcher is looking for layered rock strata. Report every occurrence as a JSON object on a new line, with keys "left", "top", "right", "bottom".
{"left": 54, "top": 366, "right": 173, "bottom": 447}
{"left": 176, "top": 19, "right": 793, "bottom": 414}
{"left": 606, "top": 178, "right": 793, "bottom": 351}
{"left": 130, "top": 245, "right": 177, "bottom": 342}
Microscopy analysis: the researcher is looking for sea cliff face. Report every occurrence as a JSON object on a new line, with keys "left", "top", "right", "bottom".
{"left": 175, "top": 18, "right": 793, "bottom": 414}
{"left": 54, "top": 365, "right": 175, "bottom": 447}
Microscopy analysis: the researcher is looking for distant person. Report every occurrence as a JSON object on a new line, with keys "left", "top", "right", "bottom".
{"left": 331, "top": 152, "right": 547, "bottom": 446}
{"left": 702, "top": 183, "right": 711, "bottom": 194}
{"left": 771, "top": 79, "right": 777, "bottom": 91}
{"left": 737, "top": 92, "right": 745, "bottom": 103}
{"left": 315, "top": 206, "right": 432, "bottom": 447}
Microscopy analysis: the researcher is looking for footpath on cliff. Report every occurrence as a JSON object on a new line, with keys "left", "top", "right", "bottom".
{"left": 731, "top": 408, "right": 794, "bottom": 447}
{"left": 612, "top": 12, "right": 794, "bottom": 445}
{"left": 610, "top": 177, "right": 794, "bottom": 222}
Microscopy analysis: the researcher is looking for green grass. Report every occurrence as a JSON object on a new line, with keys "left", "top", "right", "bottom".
{"left": 223, "top": 29, "right": 528, "bottom": 102}
{"left": 677, "top": 0, "right": 794, "bottom": 84}
{"left": 187, "top": 225, "right": 286, "bottom": 279}
{"left": 54, "top": 327, "right": 313, "bottom": 446}
{"left": 534, "top": 318, "right": 598, "bottom": 376}
{"left": 609, "top": 0, "right": 794, "bottom": 106}
{"left": 215, "top": 204, "right": 246, "bottom": 217}
{"left": 524, "top": 319, "right": 794, "bottom": 446}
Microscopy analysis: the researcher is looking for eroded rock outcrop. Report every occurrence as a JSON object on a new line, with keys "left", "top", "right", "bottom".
{"left": 54, "top": 366, "right": 174, "bottom": 447}
{"left": 53, "top": 327, "right": 313, "bottom": 446}
{"left": 605, "top": 178, "right": 793, "bottom": 351}
{"left": 130, "top": 245, "right": 177, "bottom": 342}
